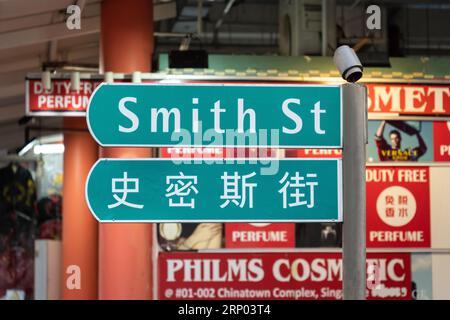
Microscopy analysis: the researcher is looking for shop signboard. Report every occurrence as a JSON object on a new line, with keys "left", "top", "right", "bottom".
{"left": 294, "top": 149, "right": 342, "bottom": 158}
{"left": 26, "top": 78, "right": 102, "bottom": 116}
{"left": 160, "top": 147, "right": 226, "bottom": 159}
{"left": 433, "top": 121, "right": 450, "bottom": 162}
{"left": 367, "top": 84, "right": 450, "bottom": 116}
{"left": 225, "top": 223, "right": 295, "bottom": 248}
{"left": 160, "top": 147, "right": 278, "bottom": 159}
{"left": 85, "top": 158, "right": 342, "bottom": 222}
{"left": 158, "top": 252, "right": 412, "bottom": 300}
{"left": 87, "top": 83, "right": 342, "bottom": 148}
{"left": 366, "top": 166, "right": 431, "bottom": 248}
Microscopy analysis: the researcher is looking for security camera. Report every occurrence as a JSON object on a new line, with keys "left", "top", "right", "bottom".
{"left": 333, "top": 45, "right": 363, "bottom": 83}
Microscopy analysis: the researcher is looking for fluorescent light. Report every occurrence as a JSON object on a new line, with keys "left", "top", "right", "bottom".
{"left": 18, "top": 140, "right": 35, "bottom": 156}
{"left": 33, "top": 144, "right": 64, "bottom": 155}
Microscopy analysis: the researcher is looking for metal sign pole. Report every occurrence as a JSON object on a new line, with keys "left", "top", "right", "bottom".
{"left": 342, "top": 83, "right": 367, "bottom": 300}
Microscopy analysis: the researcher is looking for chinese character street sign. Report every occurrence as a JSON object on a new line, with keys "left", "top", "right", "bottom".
{"left": 85, "top": 159, "right": 342, "bottom": 222}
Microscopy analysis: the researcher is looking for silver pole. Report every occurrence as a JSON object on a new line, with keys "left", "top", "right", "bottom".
{"left": 342, "top": 83, "right": 367, "bottom": 300}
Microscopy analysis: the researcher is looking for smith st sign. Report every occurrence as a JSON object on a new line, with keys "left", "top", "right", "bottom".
{"left": 87, "top": 83, "right": 342, "bottom": 148}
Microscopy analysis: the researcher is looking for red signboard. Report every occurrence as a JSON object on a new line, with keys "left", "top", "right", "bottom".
{"left": 366, "top": 167, "right": 431, "bottom": 248}
{"left": 225, "top": 223, "right": 295, "bottom": 248}
{"left": 160, "top": 147, "right": 278, "bottom": 159}
{"left": 160, "top": 147, "right": 226, "bottom": 158}
{"left": 433, "top": 121, "right": 450, "bottom": 161}
{"left": 294, "top": 149, "right": 342, "bottom": 158}
{"left": 26, "top": 79, "right": 102, "bottom": 115}
{"left": 158, "top": 252, "right": 411, "bottom": 300}
{"left": 25, "top": 81, "right": 450, "bottom": 117}
{"left": 367, "top": 84, "right": 450, "bottom": 116}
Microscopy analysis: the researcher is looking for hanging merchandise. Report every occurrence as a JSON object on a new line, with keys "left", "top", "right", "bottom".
{"left": 36, "top": 195, "right": 62, "bottom": 240}
{"left": 0, "top": 162, "right": 37, "bottom": 299}
{"left": 24, "top": 138, "right": 64, "bottom": 240}
{"left": 0, "top": 162, "right": 37, "bottom": 232}
{"left": 37, "top": 153, "right": 63, "bottom": 199}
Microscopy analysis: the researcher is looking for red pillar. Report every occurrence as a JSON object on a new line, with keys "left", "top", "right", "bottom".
{"left": 62, "top": 117, "right": 98, "bottom": 299}
{"left": 99, "top": 0, "right": 154, "bottom": 300}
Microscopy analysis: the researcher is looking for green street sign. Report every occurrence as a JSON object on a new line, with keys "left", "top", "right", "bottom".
{"left": 87, "top": 83, "right": 342, "bottom": 148}
{"left": 85, "top": 158, "right": 342, "bottom": 222}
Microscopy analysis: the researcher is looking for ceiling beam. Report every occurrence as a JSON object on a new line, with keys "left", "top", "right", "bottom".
{"left": 0, "top": 1, "right": 177, "bottom": 51}
{"left": 0, "top": 12, "right": 53, "bottom": 33}
{"left": 0, "top": 16, "right": 100, "bottom": 51}
{"left": 64, "top": 45, "right": 99, "bottom": 61}
{"left": 0, "top": 56, "right": 41, "bottom": 74}
{"left": 0, "top": 44, "right": 101, "bottom": 74}
{"left": 0, "top": 133, "right": 25, "bottom": 151}
{"left": 0, "top": 83, "right": 24, "bottom": 100}
{"left": 0, "top": 0, "right": 75, "bottom": 20}
{"left": 0, "top": 104, "right": 25, "bottom": 124}
{"left": 0, "top": 121, "right": 25, "bottom": 150}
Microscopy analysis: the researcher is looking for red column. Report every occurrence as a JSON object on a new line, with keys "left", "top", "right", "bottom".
{"left": 99, "top": 0, "right": 154, "bottom": 300}
{"left": 62, "top": 117, "right": 98, "bottom": 299}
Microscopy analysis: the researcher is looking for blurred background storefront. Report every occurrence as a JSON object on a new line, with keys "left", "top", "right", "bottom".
{"left": 0, "top": 0, "right": 449, "bottom": 300}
